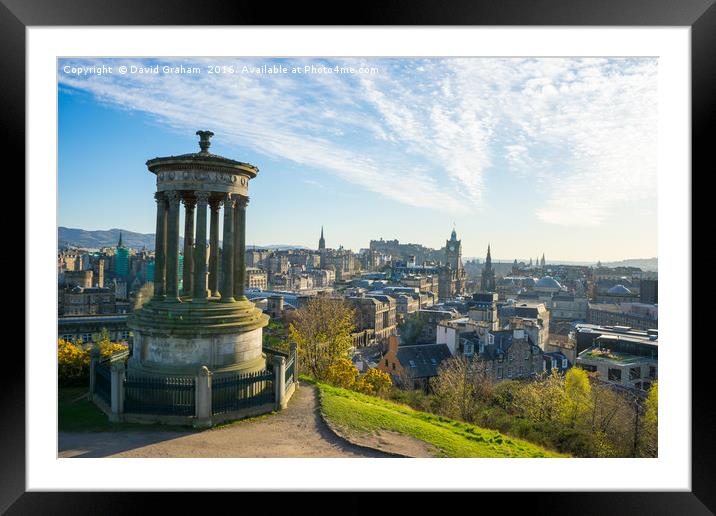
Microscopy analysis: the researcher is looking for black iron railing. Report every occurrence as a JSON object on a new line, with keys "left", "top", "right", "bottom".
{"left": 211, "top": 370, "right": 274, "bottom": 415}
{"left": 124, "top": 374, "right": 196, "bottom": 416}
{"left": 94, "top": 361, "right": 112, "bottom": 406}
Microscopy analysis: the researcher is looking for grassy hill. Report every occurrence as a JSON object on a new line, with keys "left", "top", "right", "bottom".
{"left": 312, "top": 379, "right": 567, "bottom": 458}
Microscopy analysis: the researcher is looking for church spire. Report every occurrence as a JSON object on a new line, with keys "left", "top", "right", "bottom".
{"left": 318, "top": 226, "right": 326, "bottom": 251}
{"left": 118, "top": 231, "right": 124, "bottom": 248}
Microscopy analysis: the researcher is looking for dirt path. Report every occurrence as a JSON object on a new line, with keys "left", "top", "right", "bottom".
{"left": 59, "top": 385, "right": 394, "bottom": 458}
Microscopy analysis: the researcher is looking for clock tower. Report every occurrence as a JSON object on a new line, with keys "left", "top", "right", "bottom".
{"left": 443, "top": 227, "right": 466, "bottom": 296}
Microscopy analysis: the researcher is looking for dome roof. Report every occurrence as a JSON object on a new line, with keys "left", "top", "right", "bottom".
{"left": 535, "top": 276, "right": 562, "bottom": 290}
{"left": 608, "top": 284, "right": 632, "bottom": 295}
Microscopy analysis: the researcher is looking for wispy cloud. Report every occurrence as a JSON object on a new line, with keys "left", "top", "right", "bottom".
{"left": 58, "top": 57, "right": 657, "bottom": 225}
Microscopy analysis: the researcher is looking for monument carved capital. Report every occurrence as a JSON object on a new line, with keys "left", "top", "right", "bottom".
{"left": 234, "top": 194, "right": 249, "bottom": 209}
{"left": 165, "top": 191, "right": 180, "bottom": 205}
{"left": 194, "top": 191, "right": 211, "bottom": 204}
{"left": 181, "top": 196, "right": 197, "bottom": 209}
{"left": 221, "top": 194, "right": 235, "bottom": 209}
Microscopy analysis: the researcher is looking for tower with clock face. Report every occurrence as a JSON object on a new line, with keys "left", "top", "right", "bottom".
{"left": 444, "top": 228, "right": 466, "bottom": 296}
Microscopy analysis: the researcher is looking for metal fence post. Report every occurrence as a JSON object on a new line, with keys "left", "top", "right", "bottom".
{"left": 195, "top": 366, "right": 213, "bottom": 428}
{"left": 109, "top": 361, "right": 125, "bottom": 422}
{"left": 274, "top": 355, "right": 286, "bottom": 410}
{"left": 89, "top": 346, "right": 100, "bottom": 400}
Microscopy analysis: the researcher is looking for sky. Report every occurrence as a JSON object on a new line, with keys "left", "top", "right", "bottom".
{"left": 57, "top": 57, "right": 658, "bottom": 262}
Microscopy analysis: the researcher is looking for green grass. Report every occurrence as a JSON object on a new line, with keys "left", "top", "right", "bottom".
{"left": 308, "top": 378, "right": 567, "bottom": 458}
{"left": 58, "top": 388, "right": 193, "bottom": 433}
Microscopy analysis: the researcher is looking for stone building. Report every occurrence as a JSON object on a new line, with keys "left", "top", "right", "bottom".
{"left": 245, "top": 267, "right": 268, "bottom": 290}
{"left": 472, "top": 328, "right": 544, "bottom": 382}
{"left": 378, "top": 335, "right": 452, "bottom": 391}
{"left": 60, "top": 286, "right": 116, "bottom": 316}
{"left": 63, "top": 270, "right": 94, "bottom": 289}
{"left": 466, "top": 292, "right": 499, "bottom": 331}
{"left": 576, "top": 333, "right": 657, "bottom": 392}
{"left": 347, "top": 294, "right": 397, "bottom": 346}
{"left": 587, "top": 302, "right": 658, "bottom": 330}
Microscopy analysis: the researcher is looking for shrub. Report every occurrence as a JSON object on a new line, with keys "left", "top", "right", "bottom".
{"left": 355, "top": 368, "right": 392, "bottom": 397}
{"left": 57, "top": 338, "right": 128, "bottom": 387}
{"left": 58, "top": 339, "right": 90, "bottom": 387}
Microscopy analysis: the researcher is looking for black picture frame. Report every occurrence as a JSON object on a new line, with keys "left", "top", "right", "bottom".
{"left": 5, "top": 0, "right": 707, "bottom": 512}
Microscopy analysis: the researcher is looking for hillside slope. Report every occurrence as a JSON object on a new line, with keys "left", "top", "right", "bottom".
{"left": 313, "top": 380, "right": 567, "bottom": 458}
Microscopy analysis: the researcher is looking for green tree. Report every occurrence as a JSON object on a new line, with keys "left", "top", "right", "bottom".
{"left": 398, "top": 313, "right": 424, "bottom": 346}
{"left": 288, "top": 296, "right": 357, "bottom": 381}
{"left": 562, "top": 368, "right": 593, "bottom": 428}
{"left": 642, "top": 381, "right": 658, "bottom": 456}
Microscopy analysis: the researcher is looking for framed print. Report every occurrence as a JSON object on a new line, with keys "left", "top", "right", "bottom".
{"left": 5, "top": 0, "right": 710, "bottom": 513}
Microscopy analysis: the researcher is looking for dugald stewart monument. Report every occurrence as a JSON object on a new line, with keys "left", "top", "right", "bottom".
{"left": 128, "top": 130, "right": 269, "bottom": 377}
{"left": 85, "top": 131, "right": 297, "bottom": 430}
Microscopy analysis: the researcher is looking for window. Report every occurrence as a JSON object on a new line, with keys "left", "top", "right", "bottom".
{"left": 507, "top": 367, "right": 513, "bottom": 378}
{"left": 578, "top": 364, "right": 597, "bottom": 372}
{"left": 385, "top": 359, "right": 389, "bottom": 367}
{"left": 497, "top": 367, "right": 503, "bottom": 379}
{"left": 643, "top": 381, "right": 651, "bottom": 391}
{"left": 519, "top": 366, "right": 524, "bottom": 375}
{"left": 392, "top": 363, "right": 395, "bottom": 370}
{"left": 649, "top": 366, "right": 657, "bottom": 379}
{"left": 608, "top": 368, "right": 622, "bottom": 382}
{"left": 629, "top": 367, "right": 641, "bottom": 381}
{"left": 509, "top": 353, "right": 513, "bottom": 361}
{"left": 409, "top": 360, "right": 417, "bottom": 368}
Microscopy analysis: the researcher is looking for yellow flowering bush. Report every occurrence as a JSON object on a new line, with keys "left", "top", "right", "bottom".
{"left": 355, "top": 368, "right": 393, "bottom": 397}
{"left": 324, "top": 359, "right": 393, "bottom": 398}
{"left": 57, "top": 337, "right": 128, "bottom": 387}
{"left": 325, "top": 358, "right": 360, "bottom": 389}
{"left": 58, "top": 339, "right": 91, "bottom": 386}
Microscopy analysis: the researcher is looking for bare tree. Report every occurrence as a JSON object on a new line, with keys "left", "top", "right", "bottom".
{"left": 288, "top": 296, "right": 357, "bottom": 381}
{"left": 431, "top": 355, "right": 493, "bottom": 423}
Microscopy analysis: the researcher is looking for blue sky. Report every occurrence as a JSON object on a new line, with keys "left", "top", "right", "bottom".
{"left": 58, "top": 57, "right": 657, "bottom": 261}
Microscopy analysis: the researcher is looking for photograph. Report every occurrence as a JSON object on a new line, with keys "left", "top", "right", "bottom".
{"left": 56, "top": 56, "right": 659, "bottom": 460}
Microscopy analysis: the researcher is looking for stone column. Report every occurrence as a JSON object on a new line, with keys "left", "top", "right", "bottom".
{"left": 234, "top": 195, "right": 248, "bottom": 301}
{"left": 220, "top": 194, "right": 236, "bottom": 303}
{"left": 165, "top": 191, "right": 181, "bottom": 302}
{"left": 89, "top": 346, "right": 100, "bottom": 400}
{"left": 274, "top": 355, "right": 287, "bottom": 410}
{"left": 208, "top": 198, "right": 220, "bottom": 297}
{"left": 109, "top": 361, "right": 126, "bottom": 422}
{"left": 194, "top": 366, "right": 212, "bottom": 429}
{"left": 181, "top": 196, "right": 196, "bottom": 297}
{"left": 153, "top": 192, "right": 167, "bottom": 299}
{"left": 193, "top": 191, "right": 210, "bottom": 302}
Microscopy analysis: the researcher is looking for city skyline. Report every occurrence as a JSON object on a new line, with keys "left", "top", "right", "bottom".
{"left": 57, "top": 224, "right": 656, "bottom": 268}
{"left": 58, "top": 57, "right": 657, "bottom": 261}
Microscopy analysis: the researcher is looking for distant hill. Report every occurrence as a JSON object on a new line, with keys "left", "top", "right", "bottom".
{"left": 59, "top": 227, "right": 159, "bottom": 250}
{"left": 598, "top": 258, "right": 658, "bottom": 272}
{"left": 58, "top": 227, "right": 311, "bottom": 252}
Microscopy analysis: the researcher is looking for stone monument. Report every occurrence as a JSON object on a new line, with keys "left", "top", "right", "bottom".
{"left": 127, "top": 130, "right": 269, "bottom": 377}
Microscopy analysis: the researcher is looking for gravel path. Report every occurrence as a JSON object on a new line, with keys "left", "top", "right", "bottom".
{"left": 59, "top": 385, "right": 394, "bottom": 458}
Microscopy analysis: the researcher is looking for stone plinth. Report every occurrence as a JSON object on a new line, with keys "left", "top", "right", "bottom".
{"left": 128, "top": 298, "right": 269, "bottom": 376}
